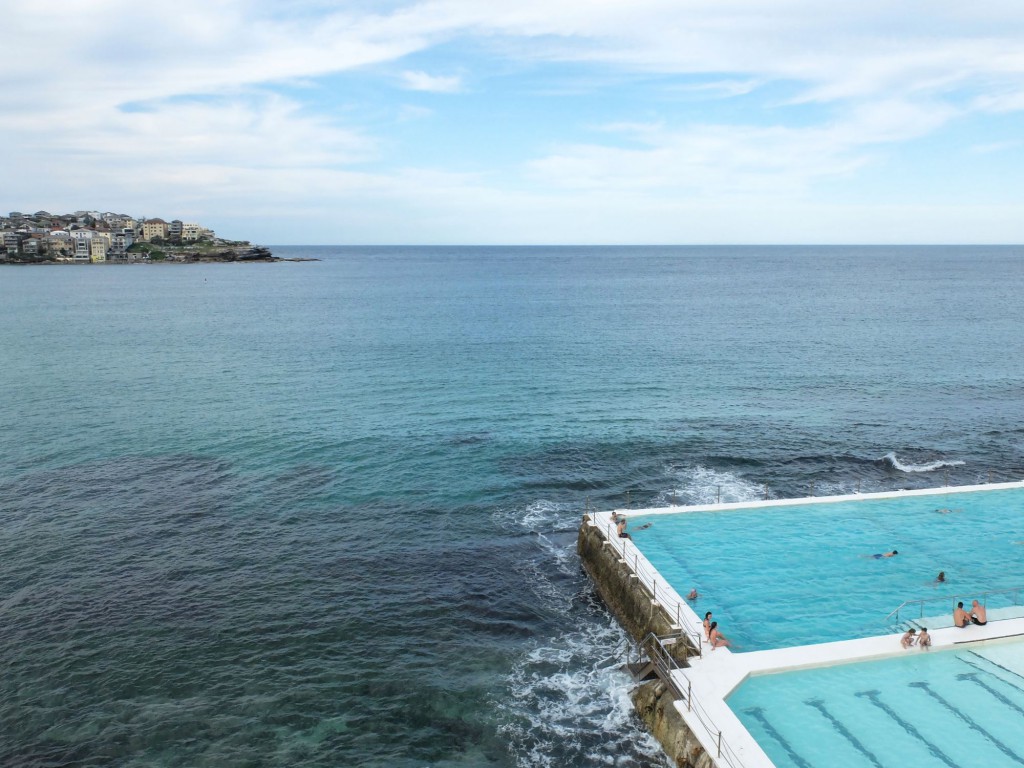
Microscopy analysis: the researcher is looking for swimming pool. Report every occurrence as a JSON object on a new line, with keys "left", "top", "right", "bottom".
{"left": 726, "top": 639, "right": 1024, "bottom": 768}
{"left": 628, "top": 486, "right": 1024, "bottom": 650}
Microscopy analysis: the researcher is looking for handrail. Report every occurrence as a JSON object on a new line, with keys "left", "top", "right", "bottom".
{"left": 596, "top": 516, "right": 747, "bottom": 768}
{"left": 631, "top": 633, "right": 746, "bottom": 768}
{"left": 599, "top": 517, "right": 704, "bottom": 657}
{"left": 884, "top": 585, "right": 1024, "bottom": 624}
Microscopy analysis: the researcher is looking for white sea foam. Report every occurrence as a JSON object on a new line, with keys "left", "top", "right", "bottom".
{"left": 662, "top": 464, "right": 763, "bottom": 506}
{"left": 498, "top": 618, "right": 670, "bottom": 768}
{"left": 881, "top": 451, "right": 966, "bottom": 473}
{"left": 496, "top": 499, "right": 670, "bottom": 767}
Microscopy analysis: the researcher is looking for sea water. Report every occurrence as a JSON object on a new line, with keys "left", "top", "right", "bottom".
{"left": 2, "top": 245, "right": 1024, "bottom": 766}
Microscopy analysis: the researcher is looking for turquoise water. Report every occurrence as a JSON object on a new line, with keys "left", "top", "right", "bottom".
{"left": 630, "top": 488, "right": 1024, "bottom": 650}
{"left": 728, "top": 640, "right": 1024, "bottom": 768}
{"left": 3, "top": 245, "right": 1024, "bottom": 766}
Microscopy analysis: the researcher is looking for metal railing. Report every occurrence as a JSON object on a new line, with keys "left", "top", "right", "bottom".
{"left": 597, "top": 515, "right": 704, "bottom": 658}
{"left": 629, "top": 633, "right": 747, "bottom": 768}
{"left": 884, "top": 585, "right": 1024, "bottom": 626}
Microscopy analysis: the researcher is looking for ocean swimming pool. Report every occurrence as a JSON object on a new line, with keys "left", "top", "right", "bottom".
{"left": 628, "top": 486, "right": 1024, "bottom": 651}
{"left": 726, "top": 639, "right": 1024, "bottom": 768}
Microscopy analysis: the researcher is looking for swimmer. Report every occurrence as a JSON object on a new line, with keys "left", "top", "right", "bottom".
{"left": 862, "top": 550, "right": 899, "bottom": 559}
{"left": 900, "top": 628, "right": 917, "bottom": 648}
{"left": 917, "top": 627, "right": 931, "bottom": 650}
{"left": 953, "top": 601, "right": 970, "bottom": 628}
{"left": 635, "top": 522, "right": 653, "bottom": 531}
{"left": 687, "top": 588, "right": 698, "bottom": 601}
{"left": 935, "top": 571, "right": 946, "bottom": 584}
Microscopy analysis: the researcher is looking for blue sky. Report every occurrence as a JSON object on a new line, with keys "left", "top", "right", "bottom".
{"left": 3, "top": 1, "right": 1024, "bottom": 244}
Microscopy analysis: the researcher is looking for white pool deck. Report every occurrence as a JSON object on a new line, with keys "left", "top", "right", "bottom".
{"left": 595, "top": 480, "right": 1024, "bottom": 768}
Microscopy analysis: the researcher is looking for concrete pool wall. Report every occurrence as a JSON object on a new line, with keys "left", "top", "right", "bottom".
{"left": 578, "top": 480, "right": 1024, "bottom": 768}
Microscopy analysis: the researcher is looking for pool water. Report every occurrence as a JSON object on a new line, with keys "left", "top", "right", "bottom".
{"left": 629, "top": 487, "right": 1024, "bottom": 650}
{"left": 727, "top": 640, "right": 1024, "bottom": 768}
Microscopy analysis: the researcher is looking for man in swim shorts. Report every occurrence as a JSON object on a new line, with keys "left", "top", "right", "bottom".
{"left": 970, "top": 600, "right": 987, "bottom": 626}
{"left": 616, "top": 517, "right": 631, "bottom": 540}
{"left": 953, "top": 601, "right": 971, "bottom": 628}
{"left": 900, "top": 628, "right": 917, "bottom": 648}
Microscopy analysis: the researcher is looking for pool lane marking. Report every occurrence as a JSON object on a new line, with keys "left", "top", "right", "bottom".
{"left": 907, "top": 681, "right": 1024, "bottom": 765}
{"left": 855, "top": 689, "right": 958, "bottom": 768}
{"left": 742, "top": 706, "right": 814, "bottom": 768}
{"left": 803, "top": 698, "right": 884, "bottom": 768}
{"left": 956, "top": 672, "right": 1024, "bottom": 717}
{"left": 962, "top": 650, "right": 1024, "bottom": 688}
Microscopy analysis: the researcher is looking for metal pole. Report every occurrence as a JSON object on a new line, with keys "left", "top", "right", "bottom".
{"left": 809, "top": 481, "right": 814, "bottom": 497}
{"left": 716, "top": 485, "right": 721, "bottom": 504}
{"left": 857, "top": 479, "right": 861, "bottom": 494}
{"left": 764, "top": 483, "right": 769, "bottom": 500}
{"left": 944, "top": 469, "right": 949, "bottom": 486}
{"left": 688, "top": 680, "right": 692, "bottom": 711}
{"left": 717, "top": 731, "right": 722, "bottom": 757}
{"left": 989, "top": 469, "right": 993, "bottom": 484}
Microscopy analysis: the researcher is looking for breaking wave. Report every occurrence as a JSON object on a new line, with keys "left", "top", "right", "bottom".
{"left": 661, "top": 464, "right": 764, "bottom": 505}
{"left": 880, "top": 452, "right": 966, "bottom": 473}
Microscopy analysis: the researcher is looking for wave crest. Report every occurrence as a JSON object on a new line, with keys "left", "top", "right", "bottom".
{"left": 880, "top": 451, "right": 966, "bottom": 473}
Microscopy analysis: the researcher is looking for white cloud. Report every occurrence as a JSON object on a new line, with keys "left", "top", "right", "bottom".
{"left": 4, "top": 1, "right": 1024, "bottom": 242}
{"left": 400, "top": 71, "right": 463, "bottom": 92}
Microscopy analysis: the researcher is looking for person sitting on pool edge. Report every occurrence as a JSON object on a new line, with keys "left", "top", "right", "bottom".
{"left": 703, "top": 611, "right": 713, "bottom": 641}
{"left": 953, "top": 601, "right": 971, "bottom": 627}
{"left": 900, "top": 628, "right": 917, "bottom": 648}
{"left": 917, "top": 627, "right": 932, "bottom": 650}
{"left": 708, "top": 621, "right": 730, "bottom": 650}
{"left": 970, "top": 600, "right": 987, "bottom": 626}
{"left": 616, "top": 516, "right": 631, "bottom": 540}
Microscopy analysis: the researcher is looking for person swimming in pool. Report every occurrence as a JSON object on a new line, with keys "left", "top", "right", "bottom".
{"left": 687, "top": 588, "right": 698, "bottom": 601}
{"left": 935, "top": 571, "right": 946, "bottom": 584}
{"left": 861, "top": 550, "right": 898, "bottom": 559}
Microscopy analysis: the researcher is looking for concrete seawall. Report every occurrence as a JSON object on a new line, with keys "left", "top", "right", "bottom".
{"left": 577, "top": 514, "right": 712, "bottom": 767}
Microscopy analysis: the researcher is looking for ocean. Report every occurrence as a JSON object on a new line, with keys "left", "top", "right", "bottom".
{"left": 2, "top": 245, "right": 1023, "bottom": 767}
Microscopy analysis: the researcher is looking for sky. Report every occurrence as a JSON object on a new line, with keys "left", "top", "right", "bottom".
{"left": 3, "top": 1, "right": 1024, "bottom": 244}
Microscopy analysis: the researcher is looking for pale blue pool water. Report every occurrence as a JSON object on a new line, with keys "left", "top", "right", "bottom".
{"left": 727, "top": 640, "right": 1024, "bottom": 768}
{"left": 630, "top": 487, "right": 1024, "bottom": 650}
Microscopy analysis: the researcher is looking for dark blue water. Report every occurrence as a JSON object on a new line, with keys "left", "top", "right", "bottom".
{"left": 2, "top": 246, "right": 1023, "bottom": 767}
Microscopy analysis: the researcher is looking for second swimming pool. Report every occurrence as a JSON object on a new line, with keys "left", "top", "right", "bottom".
{"left": 628, "top": 486, "right": 1024, "bottom": 650}
{"left": 727, "top": 639, "right": 1024, "bottom": 768}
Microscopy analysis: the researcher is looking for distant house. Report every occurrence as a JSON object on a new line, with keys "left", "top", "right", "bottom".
{"left": 141, "top": 218, "right": 168, "bottom": 242}
{"left": 73, "top": 238, "right": 91, "bottom": 262}
{"left": 90, "top": 235, "right": 110, "bottom": 262}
